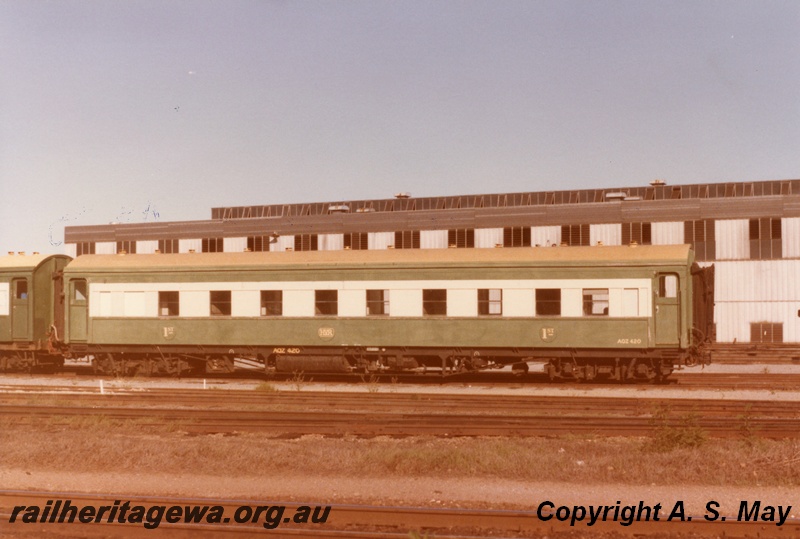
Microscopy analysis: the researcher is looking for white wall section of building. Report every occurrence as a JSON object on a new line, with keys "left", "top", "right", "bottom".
{"left": 715, "top": 220, "right": 749, "bottom": 260}
{"left": 651, "top": 222, "right": 684, "bottom": 245}
{"left": 179, "top": 239, "right": 202, "bottom": 254}
{"left": 783, "top": 217, "right": 800, "bottom": 258}
{"left": 368, "top": 232, "right": 394, "bottom": 250}
{"left": 531, "top": 226, "right": 561, "bottom": 247}
{"left": 95, "top": 242, "right": 115, "bottom": 255}
{"left": 475, "top": 228, "right": 504, "bottom": 248}
{"left": 590, "top": 224, "right": 621, "bottom": 246}
{"left": 318, "top": 234, "right": 344, "bottom": 251}
{"left": 421, "top": 230, "right": 448, "bottom": 249}
{"left": 223, "top": 237, "right": 247, "bottom": 253}
{"left": 136, "top": 240, "right": 158, "bottom": 254}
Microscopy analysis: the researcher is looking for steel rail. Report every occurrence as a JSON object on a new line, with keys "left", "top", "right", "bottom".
{"left": 4, "top": 368, "right": 800, "bottom": 390}
{"left": 0, "top": 388, "right": 797, "bottom": 417}
{"left": 2, "top": 403, "right": 799, "bottom": 438}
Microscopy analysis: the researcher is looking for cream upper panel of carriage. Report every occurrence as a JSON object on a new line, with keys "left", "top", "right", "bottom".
{"left": 88, "top": 278, "right": 652, "bottom": 319}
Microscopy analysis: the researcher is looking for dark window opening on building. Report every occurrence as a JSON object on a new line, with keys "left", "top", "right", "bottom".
{"left": 295, "top": 234, "right": 318, "bottom": 251}
{"left": 116, "top": 241, "right": 136, "bottom": 254}
{"left": 622, "top": 223, "right": 652, "bottom": 245}
{"left": 395, "top": 230, "right": 420, "bottom": 249}
{"left": 750, "top": 322, "right": 783, "bottom": 343}
{"left": 503, "top": 227, "right": 531, "bottom": 247}
{"left": 75, "top": 242, "right": 96, "bottom": 256}
{"left": 749, "top": 218, "right": 782, "bottom": 260}
{"left": 248, "top": 236, "right": 273, "bottom": 252}
{"left": 684, "top": 220, "right": 716, "bottom": 261}
{"left": 202, "top": 238, "right": 224, "bottom": 253}
{"left": 560, "top": 224, "right": 590, "bottom": 246}
{"left": 448, "top": 229, "right": 475, "bottom": 248}
{"left": 344, "top": 233, "right": 369, "bottom": 250}
{"left": 158, "top": 239, "right": 179, "bottom": 254}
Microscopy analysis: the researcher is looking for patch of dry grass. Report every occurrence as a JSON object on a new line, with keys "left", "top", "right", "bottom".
{"left": 0, "top": 419, "right": 798, "bottom": 487}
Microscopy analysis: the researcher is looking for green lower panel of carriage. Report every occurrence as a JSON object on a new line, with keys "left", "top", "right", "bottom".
{"left": 86, "top": 316, "right": 655, "bottom": 350}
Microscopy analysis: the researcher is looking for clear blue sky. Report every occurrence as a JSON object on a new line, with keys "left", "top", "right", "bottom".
{"left": 1, "top": 1, "right": 798, "bottom": 254}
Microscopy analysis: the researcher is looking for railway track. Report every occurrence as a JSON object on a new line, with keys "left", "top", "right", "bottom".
{"left": 0, "top": 389, "right": 798, "bottom": 438}
{"left": 673, "top": 371, "right": 800, "bottom": 390}
{"left": 1, "top": 490, "right": 797, "bottom": 538}
{"left": 12, "top": 363, "right": 800, "bottom": 390}
{"left": 0, "top": 386, "right": 798, "bottom": 416}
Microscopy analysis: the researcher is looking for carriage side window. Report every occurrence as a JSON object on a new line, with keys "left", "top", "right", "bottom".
{"left": 315, "top": 290, "right": 338, "bottom": 316}
{"left": 15, "top": 280, "right": 28, "bottom": 300}
{"left": 423, "top": 289, "right": 447, "bottom": 316}
{"left": 366, "top": 289, "right": 389, "bottom": 316}
{"left": 210, "top": 291, "right": 232, "bottom": 316}
{"left": 261, "top": 291, "right": 283, "bottom": 316}
{"left": 583, "top": 288, "right": 609, "bottom": 316}
{"left": 478, "top": 289, "right": 502, "bottom": 316}
{"left": 159, "top": 291, "right": 179, "bottom": 316}
{"left": 73, "top": 280, "right": 87, "bottom": 302}
{"left": 535, "top": 289, "right": 561, "bottom": 316}
{"left": 658, "top": 275, "right": 678, "bottom": 298}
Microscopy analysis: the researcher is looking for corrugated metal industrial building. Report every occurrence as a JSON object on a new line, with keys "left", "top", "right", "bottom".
{"left": 64, "top": 178, "right": 800, "bottom": 347}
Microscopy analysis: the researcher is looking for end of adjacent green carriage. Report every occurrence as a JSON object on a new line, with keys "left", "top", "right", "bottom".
{"left": 0, "top": 253, "right": 71, "bottom": 370}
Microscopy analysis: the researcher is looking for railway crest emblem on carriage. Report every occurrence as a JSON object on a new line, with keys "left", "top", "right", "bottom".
{"left": 539, "top": 327, "right": 556, "bottom": 343}
{"left": 317, "top": 327, "right": 335, "bottom": 341}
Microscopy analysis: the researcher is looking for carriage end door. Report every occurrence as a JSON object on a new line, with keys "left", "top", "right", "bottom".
{"left": 69, "top": 279, "right": 88, "bottom": 342}
{"left": 655, "top": 273, "right": 680, "bottom": 345}
{"left": 11, "top": 279, "right": 29, "bottom": 340}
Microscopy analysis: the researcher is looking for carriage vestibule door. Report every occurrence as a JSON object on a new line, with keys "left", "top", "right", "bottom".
{"left": 654, "top": 273, "right": 680, "bottom": 345}
{"left": 69, "top": 279, "right": 88, "bottom": 342}
{"left": 11, "top": 278, "right": 29, "bottom": 340}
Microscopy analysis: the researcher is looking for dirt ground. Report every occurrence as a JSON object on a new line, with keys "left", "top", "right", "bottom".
{"left": 1, "top": 372, "right": 799, "bottom": 537}
{"left": 2, "top": 466, "right": 798, "bottom": 518}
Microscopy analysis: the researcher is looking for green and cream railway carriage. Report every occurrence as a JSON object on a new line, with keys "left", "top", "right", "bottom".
{"left": 59, "top": 244, "right": 713, "bottom": 380}
{"left": 0, "top": 253, "right": 71, "bottom": 370}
